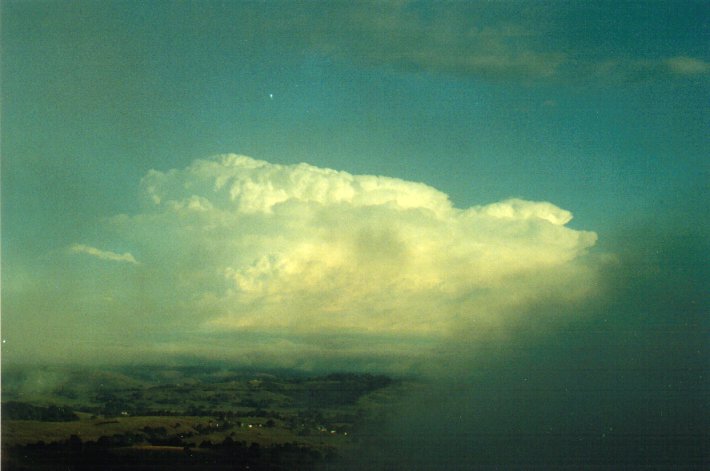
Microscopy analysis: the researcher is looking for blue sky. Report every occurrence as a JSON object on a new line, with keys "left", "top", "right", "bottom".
{"left": 1, "top": 1, "right": 708, "bottom": 366}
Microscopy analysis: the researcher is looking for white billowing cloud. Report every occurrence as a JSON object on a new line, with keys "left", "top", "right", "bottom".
{"left": 70, "top": 244, "right": 138, "bottom": 264}
{"left": 104, "top": 154, "right": 598, "bottom": 364}
{"left": 140, "top": 155, "right": 453, "bottom": 216}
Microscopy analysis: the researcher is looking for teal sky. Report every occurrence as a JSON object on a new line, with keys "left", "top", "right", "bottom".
{"left": 1, "top": 1, "right": 708, "bottom": 367}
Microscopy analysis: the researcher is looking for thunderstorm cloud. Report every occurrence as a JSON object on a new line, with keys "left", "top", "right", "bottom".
{"left": 115, "top": 156, "right": 597, "bottom": 363}
{"left": 4, "top": 155, "right": 600, "bottom": 368}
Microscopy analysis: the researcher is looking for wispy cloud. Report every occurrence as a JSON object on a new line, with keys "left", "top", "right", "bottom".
{"left": 274, "top": 2, "right": 708, "bottom": 84}
{"left": 290, "top": 2, "right": 568, "bottom": 82}
{"left": 581, "top": 56, "right": 710, "bottom": 84}
{"left": 70, "top": 244, "right": 138, "bottom": 265}
{"left": 664, "top": 56, "right": 710, "bottom": 76}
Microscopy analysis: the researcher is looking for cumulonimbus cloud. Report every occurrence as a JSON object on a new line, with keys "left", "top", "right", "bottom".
{"left": 96, "top": 155, "right": 600, "bottom": 364}
{"left": 3, "top": 155, "right": 602, "bottom": 368}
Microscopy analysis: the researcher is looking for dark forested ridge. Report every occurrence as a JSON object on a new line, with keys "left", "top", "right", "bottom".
{"left": 3, "top": 402, "right": 80, "bottom": 421}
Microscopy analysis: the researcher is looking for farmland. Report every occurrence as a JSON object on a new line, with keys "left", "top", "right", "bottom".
{"left": 1, "top": 365, "right": 413, "bottom": 470}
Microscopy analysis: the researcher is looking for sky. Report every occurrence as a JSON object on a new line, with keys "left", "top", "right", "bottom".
{"left": 2, "top": 1, "right": 708, "bottom": 368}
{"left": 2, "top": 1, "right": 708, "bottom": 467}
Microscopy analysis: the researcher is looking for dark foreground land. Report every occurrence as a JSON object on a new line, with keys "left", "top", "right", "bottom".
{"left": 5, "top": 364, "right": 706, "bottom": 470}
{"left": 1, "top": 365, "right": 409, "bottom": 470}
